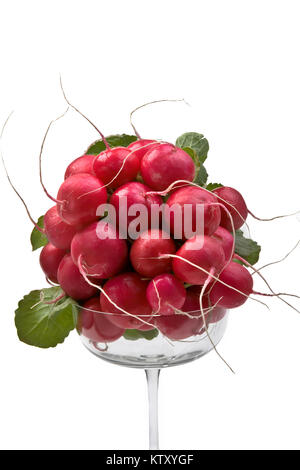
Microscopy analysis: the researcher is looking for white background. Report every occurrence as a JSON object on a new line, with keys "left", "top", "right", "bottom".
{"left": 0, "top": 0, "right": 300, "bottom": 450}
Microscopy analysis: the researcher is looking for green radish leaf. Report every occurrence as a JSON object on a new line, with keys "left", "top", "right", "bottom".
{"left": 206, "top": 182, "right": 223, "bottom": 191}
{"left": 182, "top": 146, "right": 208, "bottom": 187}
{"left": 194, "top": 164, "right": 208, "bottom": 186}
{"left": 234, "top": 230, "right": 261, "bottom": 265}
{"left": 15, "top": 287, "right": 78, "bottom": 348}
{"left": 176, "top": 132, "right": 209, "bottom": 164}
{"left": 182, "top": 146, "right": 197, "bottom": 162}
{"left": 30, "top": 216, "right": 48, "bottom": 251}
{"left": 86, "top": 134, "right": 138, "bottom": 155}
{"left": 123, "top": 329, "right": 141, "bottom": 341}
{"left": 123, "top": 328, "right": 158, "bottom": 341}
{"left": 141, "top": 329, "right": 159, "bottom": 341}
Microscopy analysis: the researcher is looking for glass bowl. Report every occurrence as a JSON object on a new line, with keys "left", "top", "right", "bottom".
{"left": 79, "top": 312, "right": 228, "bottom": 369}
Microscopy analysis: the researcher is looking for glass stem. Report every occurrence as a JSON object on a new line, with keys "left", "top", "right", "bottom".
{"left": 145, "top": 368, "right": 161, "bottom": 450}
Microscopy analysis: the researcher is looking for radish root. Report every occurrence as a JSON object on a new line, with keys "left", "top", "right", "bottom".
{"left": 199, "top": 268, "right": 235, "bottom": 373}
{"left": 248, "top": 208, "right": 300, "bottom": 222}
{"left": 60, "top": 75, "right": 110, "bottom": 149}
{"left": 172, "top": 297, "right": 223, "bottom": 320}
{"left": 46, "top": 277, "right": 59, "bottom": 287}
{"left": 152, "top": 279, "right": 162, "bottom": 315}
{"left": 39, "top": 108, "right": 69, "bottom": 204}
{"left": 78, "top": 303, "right": 215, "bottom": 319}
{"left": 41, "top": 291, "right": 66, "bottom": 305}
{"left": 253, "top": 290, "right": 300, "bottom": 300}
{"left": 130, "top": 98, "right": 189, "bottom": 139}
{"left": 254, "top": 239, "right": 300, "bottom": 274}
{"left": 208, "top": 201, "right": 236, "bottom": 281}
{"left": 234, "top": 254, "right": 300, "bottom": 314}
{"left": 1, "top": 112, "right": 45, "bottom": 234}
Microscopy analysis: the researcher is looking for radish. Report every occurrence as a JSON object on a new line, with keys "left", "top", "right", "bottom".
{"left": 189, "top": 286, "right": 227, "bottom": 324}
{"left": 207, "top": 302, "right": 227, "bottom": 323}
{"left": 39, "top": 243, "right": 66, "bottom": 283}
{"left": 127, "top": 139, "right": 159, "bottom": 162}
{"left": 57, "top": 254, "right": 97, "bottom": 300}
{"left": 212, "top": 226, "right": 234, "bottom": 261}
{"left": 57, "top": 173, "right": 107, "bottom": 227}
{"left": 100, "top": 273, "right": 153, "bottom": 330}
{"left": 155, "top": 287, "right": 205, "bottom": 340}
{"left": 172, "top": 235, "right": 226, "bottom": 285}
{"left": 93, "top": 147, "right": 140, "bottom": 189}
{"left": 213, "top": 186, "right": 248, "bottom": 231}
{"left": 166, "top": 186, "right": 221, "bottom": 238}
{"left": 130, "top": 229, "right": 176, "bottom": 277}
{"left": 209, "top": 261, "right": 253, "bottom": 309}
{"left": 140, "top": 143, "right": 195, "bottom": 191}
{"left": 78, "top": 297, "right": 125, "bottom": 343}
{"left": 44, "top": 206, "right": 77, "bottom": 250}
{"left": 110, "top": 182, "right": 163, "bottom": 230}
{"left": 146, "top": 273, "right": 186, "bottom": 315}
{"left": 64, "top": 154, "right": 96, "bottom": 179}
{"left": 71, "top": 220, "right": 128, "bottom": 279}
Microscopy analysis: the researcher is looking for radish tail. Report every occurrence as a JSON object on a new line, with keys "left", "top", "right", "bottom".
{"left": 199, "top": 268, "right": 235, "bottom": 374}
{"left": 130, "top": 98, "right": 189, "bottom": 139}
{"left": 248, "top": 208, "right": 300, "bottom": 222}
{"left": 254, "top": 239, "right": 300, "bottom": 274}
{"left": 59, "top": 75, "right": 110, "bottom": 150}
{"left": 1, "top": 112, "right": 45, "bottom": 234}
{"left": 39, "top": 109, "right": 69, "bottom": 204}
{"left": 234, "top": 254, "right": 300, "bottom": 314}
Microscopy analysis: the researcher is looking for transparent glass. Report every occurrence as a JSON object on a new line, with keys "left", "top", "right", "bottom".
{"left": 79, "top": 310, "right": 228, "bottom": 449}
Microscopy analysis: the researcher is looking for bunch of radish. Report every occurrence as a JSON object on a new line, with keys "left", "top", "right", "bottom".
{"left": 3, "top": 99, "right": 299, "bottom": 362}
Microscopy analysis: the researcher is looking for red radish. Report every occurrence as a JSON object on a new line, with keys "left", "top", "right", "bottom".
{"left": 137, "top": 322, "right": 156, "bottom": 331}
{"left": 71, "top": 220, "right": 128, "bottom": 279}
{"left": 57, "top": 173, "right": 107, "bottom": 227}
{"left": 130, "top": 229, "right": 176, "bottom": 277}
{"left": 110, "top": 182, "right": 163, "bottom": 230}
{"left": 155, "top": 287, "right": 205, "bottom": 340}
{"left": 57, "top": 254, "right": 97, "bottom": 300}
{"left": 93, "top": 147, "right": 140, "bottom": 189}
{"left": 78, "top": 297, "right": 125, "bottom": 343}
{"left": 189, "top": 286, "right": 227, "bottom": 324}
{"left": 127, "top": 139, "right": 159, "bottom": 162}
{"left": 166, "top": 186, "right": 221, "bottom": 238}
{"left": 207, "top": 302, "right": 227, "bottom": 323}
{"left": 64, "top": 154, "right": 96, "bottom": 179}
{"left": 140, "top": 143, "right": 195, "bottom": 191}
{"left": 212, "top": 226, "right": 234, "bottom": 261}
{"left": 213, "top": 186, "right": 248, "bottom": 231}
{"left": 146, "top": 273, "right": 186, "bottom": 315}
{"left": 172, "top": 235, "right": 226, "bottom": 285}
{"left": 39, "top": 243, "right": 66, "bottom": 283}
{"left": 209, "top": 261, "right": 253, "bottom": 309}
{"left": 100, "top": 273, "right": 153, "bottom": 329}
{"left": 44, "top": 206, "right": 77, "bottom": 250}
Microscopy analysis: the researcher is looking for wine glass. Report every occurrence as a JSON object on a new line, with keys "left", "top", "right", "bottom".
{"left": 78, "top": 305, "right": 228, "bottom": 450}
